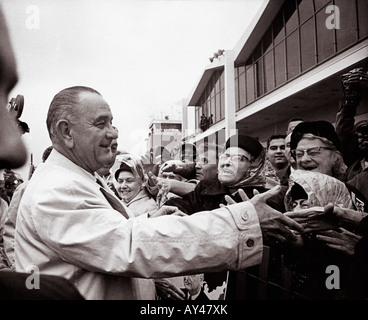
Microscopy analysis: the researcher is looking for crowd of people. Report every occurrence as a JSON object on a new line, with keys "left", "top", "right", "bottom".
{"left": 0, "top": 4, "right": 368, "bottom": 301}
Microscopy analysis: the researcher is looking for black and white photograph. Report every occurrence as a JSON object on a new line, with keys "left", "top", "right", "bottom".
{"left": 0, "top": 0, "right": 367, "bottom": 308}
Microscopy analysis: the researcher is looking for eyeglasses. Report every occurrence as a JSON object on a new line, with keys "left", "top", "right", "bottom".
{"left": 291, "top": 146, "right": 334, "bottom": 159}
{"left": 219, "top": 153, "right": 252, "bottom": 163}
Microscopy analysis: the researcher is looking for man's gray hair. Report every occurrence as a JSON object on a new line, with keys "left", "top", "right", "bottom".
{"left": 46, "top": 86, "right": 101, "bottom": 143}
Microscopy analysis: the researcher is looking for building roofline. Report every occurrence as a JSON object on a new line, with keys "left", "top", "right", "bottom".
{"left": 186, "top": 0, "right": 284, "bottom": 107}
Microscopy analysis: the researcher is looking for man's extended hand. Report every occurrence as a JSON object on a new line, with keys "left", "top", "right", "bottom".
{"left": 250, "top": 186, "right": 304, "bottom": 245}
{"left": 149, "top": 205, "right": 187, "bottom": 218}
{"left": 284, "top": 206, "right": 334, "bottom": 233}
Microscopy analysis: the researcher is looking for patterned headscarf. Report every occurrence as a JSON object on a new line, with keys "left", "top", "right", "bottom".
{"left": 284, "top": 169, "right": 353, "bottom": 211}
{"left": 114, "top": 153, "right": 147, "bottom": 184}
{"left": 230, "top": 148, "right": 267, "bottom": 188}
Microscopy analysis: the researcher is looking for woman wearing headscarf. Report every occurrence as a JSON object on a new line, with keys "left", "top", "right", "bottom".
{"left": 164, "top": 134, "right": 279, "bottom": 214}
{"left": 284, "top": 121, "right": 368, "bottom": 299}
{"left": 163, "top": 134, "right": 285, "bottom": 300}
{"left": 114, "top": 153, "right": 158, "bottom": 217}
{"left": 113, "top": 153, "right": 159, "bottom": 299}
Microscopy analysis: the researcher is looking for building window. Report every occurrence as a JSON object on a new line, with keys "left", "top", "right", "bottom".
{"left": 316, "top": 2, "right": 334, "bottom": 63}
{"left": 264, "top": 50, "right": 274, "bottom": 92}
{"left": 246, "top": 64, "right": 255, "bottom": 104}
{"left": 300, "top": 17, "right": 316, "bottom": 71}
{"left": 286, "top": 30, "right": 300, "bottom": 80}
{"left": 274, "top": 41, "right": 286, "bottom": 87}
{"left": 195, "top": 70, "right": 225, "bottom": 132}
{"left": 335, "top": 0, "right": 357, "bottom": 51}
{"left": 238, "top": 70, "right": 246, "bottom": 110}
{"left": 234, "top": 0, "right": 366, "bottom": 111}
{"left": 358, "top": 0, "right": 368, "bottom": 39}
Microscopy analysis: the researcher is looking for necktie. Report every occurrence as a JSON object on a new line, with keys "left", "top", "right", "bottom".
{"left": 96, "top": 179, "right": 129, "bottom": 219}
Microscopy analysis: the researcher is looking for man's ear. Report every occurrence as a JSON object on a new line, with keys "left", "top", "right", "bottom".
{"left": 56, "top": 119, "right": 74, "bottom": 148}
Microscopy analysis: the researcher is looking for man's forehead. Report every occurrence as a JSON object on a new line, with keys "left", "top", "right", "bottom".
{"left": 225, "top": 146, "right": 251, "bottom": 156}
{"left": 269, "top": 138, "right": 285, "bottom": 145}
{"left": 78, "top": 92, "right": 112, "bottom": 114}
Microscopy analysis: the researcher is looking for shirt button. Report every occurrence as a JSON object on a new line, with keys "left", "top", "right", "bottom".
{"left": 246, "top": 238, "right": 254, "bottom": 247}
{"left": 241, "top": 210, "right": 249, "bottom": 221}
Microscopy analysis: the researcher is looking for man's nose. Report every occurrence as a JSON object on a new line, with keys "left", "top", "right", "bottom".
{"left": 107, "top": 125, "right": 118, "bottom": 139}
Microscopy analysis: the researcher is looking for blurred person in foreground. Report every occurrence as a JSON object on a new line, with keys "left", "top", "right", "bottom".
{"left": 2, "top": 146, "right": 53, "bottom": 269}
{"left": 0, "top": 6, "right": 83, "bottom": 299}
{"left": 13, "top": 85, "right": 302, "bottom": 300}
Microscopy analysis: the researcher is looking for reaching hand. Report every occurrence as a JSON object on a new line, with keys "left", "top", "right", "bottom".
{"left": 323, "top": 204, "right": 367, "bottom": 229}
{"left": 160, "top": 162, "right": 182, "bottom": 173}
{"left": 316, "top": 228, "right": 362, "bottom": 256}
{"left": 222, "top": 188, "right": 259, "bottom": 207}
{"left": 154, "top": 278, "right": 186, "bottom": 300}
{"left": 149, "top": 205, "right": 187, "bottom": 218}
{"left": 284, "top": 206, "right": 335, "bottom": 233}
{"left": 156, "top": 179, "right": 172, "bottom": 208}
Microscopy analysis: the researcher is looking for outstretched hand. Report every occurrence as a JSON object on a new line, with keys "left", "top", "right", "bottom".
{"left": 221, "top": 188, "right": 260, "bottom": 206}
{"left": 284, "top": 206, "right": 334, "bottom": 233}
{"left": 250, "top": 186, "right": 304, "bottom": 246}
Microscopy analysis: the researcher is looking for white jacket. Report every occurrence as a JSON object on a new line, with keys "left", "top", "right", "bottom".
{"left": 15, "top": 149, "right": 263, "bottom": 300}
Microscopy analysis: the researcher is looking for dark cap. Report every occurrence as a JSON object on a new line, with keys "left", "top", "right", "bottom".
{"left": 290, "top": 120, "right": 340, "bottom": 151}
{"left": 224, "top": 134, "right": 263, "bottom": 159}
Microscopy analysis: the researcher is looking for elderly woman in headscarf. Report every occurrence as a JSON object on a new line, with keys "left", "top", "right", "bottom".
{"left": 284, "top": 169, "right": 354, "bottom": 212}
{"left": 114, "top": 153, "right": 158, "bottom": 217}
{"left": 283, "top": 169, "right": 365, "bottom": 299}
{"left": 113, "top": 153, "right": 160, "bottom": 299}
{"left": 164, "top": 134, "right": 276, "bottom": 214}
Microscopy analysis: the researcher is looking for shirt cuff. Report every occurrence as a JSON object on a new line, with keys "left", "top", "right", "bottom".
{"left": 225, "top": 201, "right": 263, "bottom": 269}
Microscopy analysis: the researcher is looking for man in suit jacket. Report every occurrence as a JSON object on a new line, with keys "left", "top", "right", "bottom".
{"left": 181, "top": 274, "right": 210, "bottom": 301}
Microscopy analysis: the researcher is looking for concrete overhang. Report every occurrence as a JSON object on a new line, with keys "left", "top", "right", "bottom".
{"left": 187, "top": 60, "right": 224, "bottom": 107}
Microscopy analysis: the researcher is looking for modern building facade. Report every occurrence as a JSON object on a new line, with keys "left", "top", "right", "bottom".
{"left": 183, "top": 0, "right": 368, "bottom": 147}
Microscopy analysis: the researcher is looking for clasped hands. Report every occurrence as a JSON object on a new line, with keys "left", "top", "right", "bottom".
{"left": 222, "top": 187, "right": 363, "bottom": 254}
